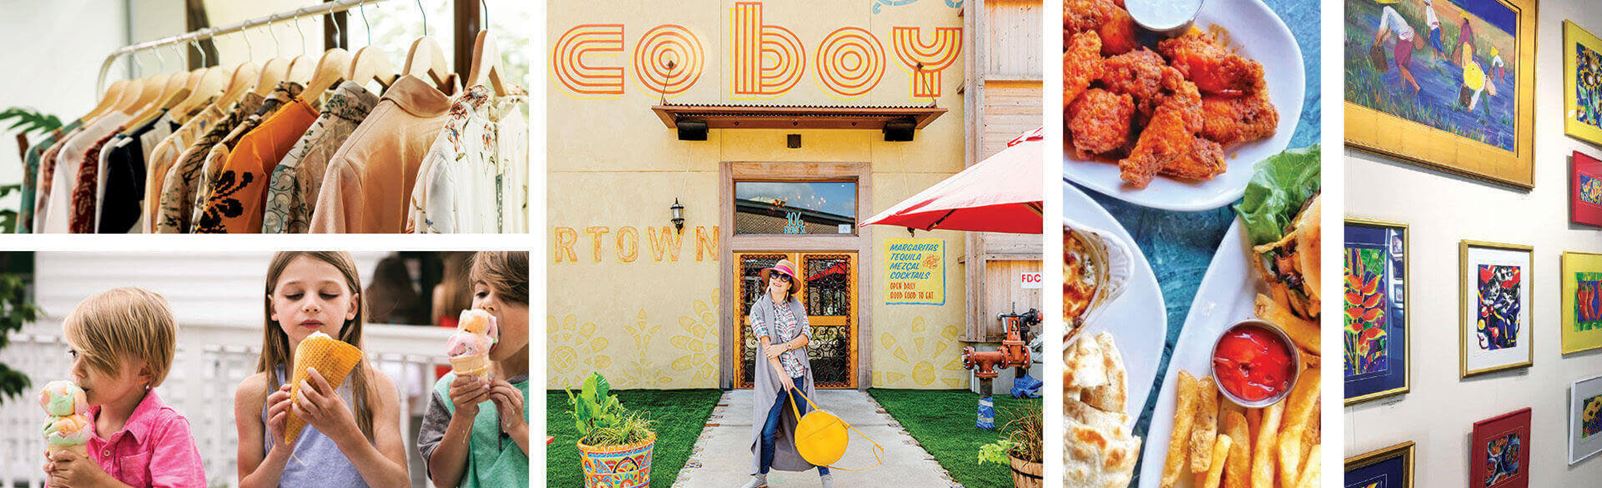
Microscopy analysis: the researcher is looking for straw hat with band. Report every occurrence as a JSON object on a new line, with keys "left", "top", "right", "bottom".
{"left": 760, "top": 259, "right": 799, "bottom": 286}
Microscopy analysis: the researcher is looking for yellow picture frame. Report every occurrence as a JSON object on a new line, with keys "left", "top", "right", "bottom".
{"left": 1560, "top": 251, "right": 1602, "bottom": 354}
{"left": 1345, "top": 0, "right": 1540, "bottom": 189}
{"left": 1564, "top": 20, "right": 1602, "bottom": 147}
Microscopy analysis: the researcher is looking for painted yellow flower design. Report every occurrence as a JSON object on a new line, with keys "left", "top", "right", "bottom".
{"left": 547, "top": 314, "right": 612, "bottom": 388}
{"left": 874, "top": 316, "right": 965, "bottom": 388}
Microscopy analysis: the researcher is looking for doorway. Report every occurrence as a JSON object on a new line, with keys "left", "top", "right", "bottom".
{"left": 733, "top": 252, "right": 858, "bottom": 389}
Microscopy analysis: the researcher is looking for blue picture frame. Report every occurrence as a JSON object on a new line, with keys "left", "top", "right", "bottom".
{"left": 1345, "top": 219, "right": 1411, "bottom": 405}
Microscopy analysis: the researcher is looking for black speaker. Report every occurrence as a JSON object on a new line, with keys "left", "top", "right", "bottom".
{"left": 677, "top": 119, "right": 708, "bottom": 141}
{"left": 882, "top": 118, "right": 915, "bottom": 142}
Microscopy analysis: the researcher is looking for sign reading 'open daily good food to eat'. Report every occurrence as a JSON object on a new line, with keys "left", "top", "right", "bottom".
{"left": 886, "top": 238, "right": 944, "bottom": 305}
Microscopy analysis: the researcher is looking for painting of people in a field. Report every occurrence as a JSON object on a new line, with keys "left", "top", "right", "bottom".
{"left": 1346, "top": 0, "right": 1520, "bottom": 152}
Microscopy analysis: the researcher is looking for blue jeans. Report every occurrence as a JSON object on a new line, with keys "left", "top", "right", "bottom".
{"left": 759, "top": 378, "right": 831, "bottom": 476}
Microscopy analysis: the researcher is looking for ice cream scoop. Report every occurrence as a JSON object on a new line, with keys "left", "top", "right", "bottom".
{"left": 38, "top": 380, "right": 92, "bottom": 455}
{"left": 446, "top": 309, "right": 498, "bottom": 380}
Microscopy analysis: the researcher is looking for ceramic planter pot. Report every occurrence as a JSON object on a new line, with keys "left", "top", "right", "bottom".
{"left": 577, "top": 433, "right": 656, "bottom": 488}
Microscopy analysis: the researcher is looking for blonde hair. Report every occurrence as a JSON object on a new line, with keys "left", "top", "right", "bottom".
{"left": 259, "top": 251, "right": 376, "bottom": 441}
{"left": 471, "top": 251, "right": 528, "bottom": 305}
{"left": 62, "top": 288, "right": 178, "bottom": 387}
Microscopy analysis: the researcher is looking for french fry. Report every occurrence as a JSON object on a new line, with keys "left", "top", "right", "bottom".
{"left": 1221, "top": 412, "right": 1251, "bottom": 488}
{"left": 1276, "top": 373, "right": 1320, "bottom": 487}
{"left": 1246, "top": 408, "right": 1261, "bottom": 439}
{"left": 1162, "top": 372, "right": 1201, "bottom": 488}
{"left": 1190, "top": 377, "right": 1219, "bottom": 473}
{"left": 1296, "top": 445, "right": 1321, "bottom": 488}
{"left": 1250, "top": 402, "right": 1283, "bottom": 488}
{"left": 1300, "top": 402, "right": 1319, "bottom": 452}
{"left": 1202, "top": 434, "right": 1232, "bottom": 488}
{"left": 1256, "top": 294, "right": 1320, "bottom": 356}
{"left": 1301, "top": 353, "right": 1320, "bottom": 369}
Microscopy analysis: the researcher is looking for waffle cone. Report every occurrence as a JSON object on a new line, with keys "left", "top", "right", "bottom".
{"left": 49, "top": 444, "right": 88, "bottom": 458}
{"left": 450, "top": 354, "right": 493, "bottom": 380}
{"left": 284, "top": 333, "right": 363, "bottom": 445}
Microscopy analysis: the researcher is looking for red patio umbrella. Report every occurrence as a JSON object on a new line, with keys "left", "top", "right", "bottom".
{"left": 862, "top": 128, "right": 1043, "bottom": 234}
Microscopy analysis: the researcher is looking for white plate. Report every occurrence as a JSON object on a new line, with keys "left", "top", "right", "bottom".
{"left": 1062, "top": 0, "right": 1305, "bottom": 211}
{"left": 1064, "top": 184, "right": 1165, "bottom": 422}
{"left": 1136, "top": 221, "right": 1258, "bottom": 488}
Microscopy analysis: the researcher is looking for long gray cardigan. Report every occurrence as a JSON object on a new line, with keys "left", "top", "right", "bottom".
{"left": 747, "top": 294, "right": 820, "bottom": 474}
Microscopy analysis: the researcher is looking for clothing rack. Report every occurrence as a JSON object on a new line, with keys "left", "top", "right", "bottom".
{"left": 95, "top": 0, "right": 389, "bottom": 96}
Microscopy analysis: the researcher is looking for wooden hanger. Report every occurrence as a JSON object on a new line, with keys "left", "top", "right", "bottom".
{"left": 81, "top": 80, "right": 127, "bottom": 121}
{"left": 465, "top": 30, "right": 507, "bottom": 96}
{"left": 349, "top": 46, "right": 397, "bottom": 93}
{"left": 114, "top": 75, "right": 160, "bottom": 116}
{"left": 217, "top": 62, "right": 261, "bottom": 109}
{"left": 402, "top": 35, "right": 449, "bottom": 88}
{"left": 171, "top": 66, "right": 226, "bottom": 117}
{"left": 121, "top": 73, "right": 189, "bottom": 136}
{"left": 255, "top": 58, "right": 290, "bottom": 96}
{"left": 301, "top": 48, "right": 351, "bottom": 107}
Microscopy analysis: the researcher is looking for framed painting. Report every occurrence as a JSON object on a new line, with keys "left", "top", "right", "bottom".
{"left": 1471, "top": 408, "right": 1532, "bottom": 488}
{"left": 1571, "top": 152, "right": 1602, "bottom": 226}
{"left": 1571, "top": 375, "right": 1602, "bottom": 464}
{"left": 1459, "top": 240, "right": 1534, "bottom": 377}
{"left": 1344, "top": 0, "right": 1539, "bottom": 188}
{"left": 1564, "top": 21, "right": 1602, "bottom": 146}
{"left": 1560, "top": 251, "right": 1602, "bottom": 354}
{"left": 1345, "top": 441, "right": 1416, "bottom": 488}
{"left": 1345, "top": 219, "right": 1410, "bottom": 405}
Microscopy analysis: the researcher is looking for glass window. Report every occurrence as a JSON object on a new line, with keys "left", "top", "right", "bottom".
{"left": 733, "top": 181, "right": 857, "bottom": 235}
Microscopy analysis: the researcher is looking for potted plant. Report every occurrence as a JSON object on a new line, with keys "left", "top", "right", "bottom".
{"left": 977, "top": 408, "right": 1043, "bottom": 488}
{"left": 568, "top": 372, "right": 656, "bottom": 488}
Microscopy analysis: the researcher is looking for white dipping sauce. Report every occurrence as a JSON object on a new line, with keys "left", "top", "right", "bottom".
{"left": 1127, "top": 0, "right": 1203, "bottom": 31}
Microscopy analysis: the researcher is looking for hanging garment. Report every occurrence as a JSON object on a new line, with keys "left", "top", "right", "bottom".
{"left": 42, "top": 112, "right": 127, "bottom": 233}
{"left": 17, "top": 120, "right": 81, "bottom": 233}
{"left": 142, "top": 98, "right": 221, "bottom": 232}
{"left": 407, "top": 84, "right": 528, "bottom": 233}
{"left": 154, "top": 93, "right": 264, "bottom": 233}
{"left": 194, "top": 95, "right": 316, "bottom": 233}
{"left": 32, "top": 126, "right": 83, "bottom": 231}
{"left": 310, "top": 75, "right": 457, "bottom": 233}
{"left": 93, "top": 113, "right": 177, "bottom": 233}
{"left": 68, "top": 128, "right": 124, "bottom": 233}
{"left": 191, "top": 82, "right": 304, "bottom": 232}
{"left": 263, "top": 81, "right": 378, "bottom": 234}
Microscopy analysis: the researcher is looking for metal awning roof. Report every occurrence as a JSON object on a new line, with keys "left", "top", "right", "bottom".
{"left": 651, "top": 103, "right": 946, "bottom": 130}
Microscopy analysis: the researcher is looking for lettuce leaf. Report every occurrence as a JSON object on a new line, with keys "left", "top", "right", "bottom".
{"left": 1233, "top": 145, "right": 1320, "bottom": 246}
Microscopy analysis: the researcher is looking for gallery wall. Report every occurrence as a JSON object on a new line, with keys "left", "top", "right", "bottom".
{"left": 1345, "top": 0, "right": 1602, "bottom": 485}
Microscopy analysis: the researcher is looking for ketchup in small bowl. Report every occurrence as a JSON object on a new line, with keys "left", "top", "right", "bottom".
{"left": 1210, "top": 320, "right": 1299, "bottom": 407}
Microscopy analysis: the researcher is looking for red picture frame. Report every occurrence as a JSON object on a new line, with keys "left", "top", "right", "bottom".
{"left": 1571, "top": 152, "right": 1602, "bottom": 227}
{"left": 1471, "top": 408, "right": 1532, "bottom": 488}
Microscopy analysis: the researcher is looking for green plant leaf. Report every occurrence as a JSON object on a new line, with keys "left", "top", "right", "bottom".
{"left": 1232, "top": 144, "right": 1321, "bottom": 246}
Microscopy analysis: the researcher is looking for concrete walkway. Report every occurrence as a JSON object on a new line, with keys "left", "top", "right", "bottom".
{"left": 674, "top": 389, "right": 961, "bottom": 487}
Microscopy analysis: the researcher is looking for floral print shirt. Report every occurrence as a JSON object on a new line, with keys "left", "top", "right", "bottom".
{"left": 407, "top": 84, "right": 529, "bottom": 233}
{"left": 193, "top": 82, "right": 304, "bottom": 232}
{"left": 156, "top": 93, "right": 264, "bottom": 233}
{"left": 263, "top": 82, "right": 378, "bottom": 233}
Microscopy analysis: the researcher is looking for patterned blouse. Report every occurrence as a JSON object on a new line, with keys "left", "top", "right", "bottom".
{"left": 263, "top": 82, "right": 378, "bottom": 234}
{"left": 68, "top": 130, "right": 122, "bottom": 233}
{"left": 143, "top": 98, "right": 220, "bottom": 232}
{"left": 192, "top": 82, "right": 304, "bottom": 232}
{"left": 407, "top": 84, "right": 529, "bottom": 233}
{"left": 155, "top": 93, "right": 264, "bottom": 233}
{"left": 752, "top": 298, "right": 813, "bottom": 379}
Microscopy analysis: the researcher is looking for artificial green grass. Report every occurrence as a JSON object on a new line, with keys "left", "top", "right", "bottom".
{"left": 547, "top": 389, "right": 722, "bottom": 487}
{"left": 869, "top": 389, "right": 1043, "bottom": 488}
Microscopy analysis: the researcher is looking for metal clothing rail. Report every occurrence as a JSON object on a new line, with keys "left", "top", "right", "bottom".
{"left": 94, "top": 0, "right": 388, "bottom": 95}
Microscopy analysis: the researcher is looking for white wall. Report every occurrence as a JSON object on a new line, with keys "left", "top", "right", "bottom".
{"left": 35, "top": 251, "right": 387, "bottom": 327}
{"left": 1344, "top": 0, "right": 1602, "bottom": 485}
{"left": 0, "top": 1, "right": 128, "bottom": 212}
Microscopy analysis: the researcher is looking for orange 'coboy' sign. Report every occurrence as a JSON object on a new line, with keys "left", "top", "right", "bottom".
{"left": 553, "top": 2, "right": 961, "bottom": 99}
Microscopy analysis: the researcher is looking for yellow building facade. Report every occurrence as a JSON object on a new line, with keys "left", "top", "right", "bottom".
{"left": 547, "top": 0, "right": 993, "bottom": 391}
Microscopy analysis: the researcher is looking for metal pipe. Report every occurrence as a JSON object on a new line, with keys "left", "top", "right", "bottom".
{"left": 95, "top": 0, "right": 388, "bottom": 96}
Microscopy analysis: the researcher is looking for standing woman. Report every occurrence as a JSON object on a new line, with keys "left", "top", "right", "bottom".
{"left": 742, "top": 259, "right": 834, "bottom": 488}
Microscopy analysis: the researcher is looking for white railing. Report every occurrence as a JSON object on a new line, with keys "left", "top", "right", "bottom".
{"left": 0, "top": 319, "right": 453, "bottom": 488}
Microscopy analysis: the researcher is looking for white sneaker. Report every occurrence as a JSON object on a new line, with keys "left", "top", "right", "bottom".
{"left": 740, "top": 474, "right": 768, "bottom": 488}
{"left": 820, "top": 473, "right": 834, "bottom": 488}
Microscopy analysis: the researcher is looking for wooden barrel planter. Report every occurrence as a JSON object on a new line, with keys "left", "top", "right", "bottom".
{"left": 1008, "top": 454, "right": 1043, "bottom": 488}
{"left": 577, "top": 433, "right": 656, "bottom": 488}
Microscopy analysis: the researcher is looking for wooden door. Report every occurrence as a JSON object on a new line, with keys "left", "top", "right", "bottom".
{"left": 733, "top": 252, "right": 858, "bottom": 388}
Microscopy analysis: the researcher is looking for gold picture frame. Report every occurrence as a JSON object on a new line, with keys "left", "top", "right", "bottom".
{"left": 1564, "top": 20, "right": 1602, "bottom": 146}
{"left": 1345, "top": 0, "right": 1540, "bottom": 189}
{"left": 1460, "top": 240, "right": 1535, "bottom": 378}
{"left": 1345, "top": 218, "right": 1412, "bottom": 406}
{"left": 1345, "top": 441, "right": 1417, "bottom": 487}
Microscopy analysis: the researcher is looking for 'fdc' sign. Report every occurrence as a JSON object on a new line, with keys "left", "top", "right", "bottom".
{"left": 553, "top": 2, "right": 961, "bottom": 99}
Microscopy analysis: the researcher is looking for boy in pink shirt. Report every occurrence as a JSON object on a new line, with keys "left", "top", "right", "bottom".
{"left": 43, "top": 288, "right": 205, "bottom": 488}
